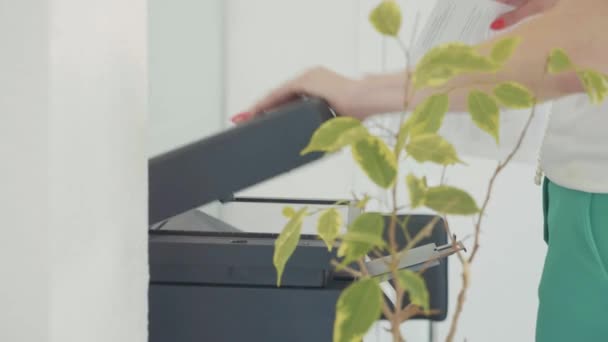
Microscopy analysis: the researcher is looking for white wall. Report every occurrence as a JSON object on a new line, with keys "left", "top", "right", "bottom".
{"left": 148, "top": 0, "right": 223, "bottom": 156}
{"left": 224, "top": 1, "right": 547, "bottom": 341}
{"left": 48, "top": 1, "right": 148, "bottom": 341}
{"left": 1, "top": 1, "right": 148, "bottom": 341}
{"left": 0, "top": 2, "right": 50, "bottom": 341}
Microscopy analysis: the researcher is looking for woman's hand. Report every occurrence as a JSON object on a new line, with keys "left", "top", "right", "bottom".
{"left": 250, "top": 67, "right": 362, "bottom": 119}
{"left": 231, "top": 67, "right": 407, "bottom": 123}
{"left": 491, "top": 0, "right": 559, "bottom": 30}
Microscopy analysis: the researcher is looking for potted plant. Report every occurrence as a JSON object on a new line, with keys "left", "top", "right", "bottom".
{"left": 272, "top": 2, "right": 605, "bottom": 341}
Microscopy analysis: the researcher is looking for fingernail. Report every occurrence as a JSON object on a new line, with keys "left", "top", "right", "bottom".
{"left": 231, "top": 111, "right": 252, "bottom": 123}
{"left": 490, "top": 18, "right": 506, "bottom": 30}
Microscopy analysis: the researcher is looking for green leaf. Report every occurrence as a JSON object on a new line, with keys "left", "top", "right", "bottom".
{"left": 394, "top": 121, "right": 410, "bottom": 156}
{"left": 547, "top": 48, "right": 573, "bottom": 74}
{"left": 356, "top": 194, "right": 371, "bottom": 209}
{"left": 352, "top": 136, "right": 397, "bottom": 188}
{"left": 333, "top": 278, "right": 383, "bottom": 342}
{"left": 407, "top": 93, "right": 449, "bottom": 136}
{"left": 425, "top": 185, "right": 479, "bottom": 215}
{"left": 337, "top": 213, "right": 385, "bottom": 265}
{"left": 317, "top": 208, "right": 342, "bottom": 251}
{"left": 406, "top": 174, "right": 427, "bottom": 208}
{"left": 301, "top": 117, "right": 368, "bottom": 155}
{"left": 282, "top": 206, "right": 296, "bottom": 218}
{"left": 493, "top": 82, "right": 535, "bottom": 109}
{"left": 577, "top": 69, "right": 608, "bottom": 104}
{"left": 340, "top": 231, "right": 387, "bottom": 249}
{"left": 467, "top": 90, "right": 500, "bottom": 143}
{"left": 397, "top": 270, "right": 430, "bottom": 312}
{"left": 413, "top": 43, "right": 499, "bottom": 89}
{"left": 273, "top": 207, "right": 307, "bottom": 287}
{"left": 588, "top": 71, "right": 608, "bottom": 103}
{"left": 369, "top": 1, "right": 402, "bottom": 37}
{"left": 396, "top": 92, "right": 450, "bottom": 156}
{"left": 406, "top": 134, "right": 461, "bottom": 165}
{"left": 490, "top": 37, "right": 521, "bottom": 64}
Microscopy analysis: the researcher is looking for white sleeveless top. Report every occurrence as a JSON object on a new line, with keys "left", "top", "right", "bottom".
{"left": 541, "top": 94, "right": 608, "bottom": 193}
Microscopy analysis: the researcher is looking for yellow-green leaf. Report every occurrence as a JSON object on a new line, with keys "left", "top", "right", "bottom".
{"left": 333, "top": 278, "right": 383, "bottom": 342}
{"left": 547, "top": 48, "right": 573, "bottom": 74}
{"left": 413, "top": 43, "right": 498, "bottom": 89}
{"left": 407, "top": 93, "right": 449, "bottom": 136}
{"left": 406, "top": 134, "right": 461, "bottom": 165}
{"left": 397, "top": 270, "right": 430, "bottom": 312}
{"left": 493, "top": 82, "right": 535, "bottom": 109}
{"left": 490, "top": 37, "right": 521, "bottom": 64}
{"left": 467, "top": 90, "right": 500, "bottom": 143}
{"left": 282, "top": 206, "right": 296, "bottom": 218}
{"left": 589, "top": 71, "right": 608, "bottom": 103}
{"left": 273, "top": 207, "right": 307, "bottom": 287}
{"left": 301, "top": 117, "right": 368, "bottom": 155}
{"left": 340, "top": 231, "right": 387, "bottom": 249}
{"left": 394, "top": 121, "right": 410, "bottom": 156}
{"left": 356, "top": 194, "right": 371, "bottom": 209}
{"left": 577, "top": 69, "right": 608, "bottom": 104}
{"left": 352, "top": 136, "right": 397, "bottom": 188}
{"left": 317, "top": 208, "right": 342, "bottom": 251}
{"left": 369, "top": 1, "right": 402, "bottom": 37}
{"left": 406, "top": 174, "right": 427, "bottom": 208}
{"left": 338, "top": 213, "right": 385, "bottom": 265}
{"left": 425, "top": 185, "right": 479, "bottom": 215}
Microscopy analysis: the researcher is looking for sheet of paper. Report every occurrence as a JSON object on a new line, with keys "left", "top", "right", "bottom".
{"left": 409, "top": 0, "right": 549, "bottom": 164}
{"left": 412, "top": 0, "right": 513, "bottom": 62}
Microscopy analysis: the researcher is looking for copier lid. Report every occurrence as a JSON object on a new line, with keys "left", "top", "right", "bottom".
{"left": 148, "top": 98, "right": 334, "bottom": 225}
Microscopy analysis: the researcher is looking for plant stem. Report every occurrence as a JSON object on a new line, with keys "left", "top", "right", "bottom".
{"left": 387, "top": 16, "right": 421, "bottom": 341}
{"left": 404, "top": 216, "right": 442, "bottom": 252}
{"left": 389, "top": 190, "right": 405, "bottom": 342}
{"left": 445, "top": 64, "right": 547, "bottom": 342}
{"left": 440, "top": 165, "right": 448, "bottom": 185}
{"left": 469, "top": 100, "right": 538, "bottom": 264}
{"left": 446, "top": 261, "right": 470, "bottom": 342}
{"left": 330, "top": 260, "right": 363, "bottom": 278}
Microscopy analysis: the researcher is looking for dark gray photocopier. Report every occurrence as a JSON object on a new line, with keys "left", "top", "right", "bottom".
{"left": 148, "top": 98, "right": 455, "bottom": 342}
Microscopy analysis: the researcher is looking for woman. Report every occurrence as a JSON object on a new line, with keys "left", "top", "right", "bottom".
{"left": 234, "top": 0, "right": 608, "bottom": 340}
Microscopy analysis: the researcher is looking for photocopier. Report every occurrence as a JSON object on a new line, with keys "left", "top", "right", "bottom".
{"left": 148, "top": 98, "right": 457, "bottom": 342}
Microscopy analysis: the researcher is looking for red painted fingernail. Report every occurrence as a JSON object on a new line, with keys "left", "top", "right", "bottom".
{"left": 231, "top": 111, "right": 252, "bottom": 123}
{"left": 490, "top": 18, "right": 506, "bottom": 30}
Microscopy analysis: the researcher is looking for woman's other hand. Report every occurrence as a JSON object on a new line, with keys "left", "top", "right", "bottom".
{"left": 491, "top": 0, "right": 559, "bottom": 30}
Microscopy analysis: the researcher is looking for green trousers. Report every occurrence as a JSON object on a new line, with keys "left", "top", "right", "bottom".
{"left": 537, "top": 179, "right": 608, "bottom": 341}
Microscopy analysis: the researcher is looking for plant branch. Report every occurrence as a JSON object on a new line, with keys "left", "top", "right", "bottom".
{"left": 397, "top": 216, "right": 412, "bottom": 243}
{"left": 357, "top": 259, "right": 369, "bottom": 277}
{"left": 440, "top": 165, "right": 448, "bottom": 185}
{"left": 445, "top": 260, "right": 471, "bottom": 342}
{"left": 446, "top": 63, "right": 548, "bottom": 342}
{"left": 330, "top": 260, "right": 362, "bottom": 278}
{"left": 369, "top": 122, "right": 398, "bottom": 138}
{"left": 469, "top": 90, "right": 540, "bottom": 264}
{"left": 389, "top": 181, "right": 405, "bottom": 342}
{"left": 403, "top": 216, "right": 442, "bottom": 252}
{"left": 398, "top": 304, "right": 423, "bottom": 322}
